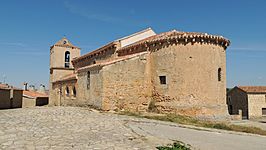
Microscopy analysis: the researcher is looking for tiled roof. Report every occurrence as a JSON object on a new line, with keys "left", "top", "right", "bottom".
{"left": 238, "top": 86, "right": 266, "bottom": 93}
{"left": 77, "top": 51, "right": 148, "bottom": 72}
{"left": 51, "top": 37, "right": 80, "bottom": 49}
{"left": 23, "top": 90, "right": 48, "bottom": 98}
{"left": 72, "top": 28, "right": 155, "bottom": 64}
{"left": 0, "top": 84, "right": 22, "bottom": 90}
{"left": 53, "top": 73, "right": 77, "bottom": 83}
{"left": 0, "top": 84, "right": 9, "bottom": 89}
{"left": 72, "top": 41, "right": 117, "bottom": 64}
{"left": 117, "top": 30, "right": 230, "bottom": 54}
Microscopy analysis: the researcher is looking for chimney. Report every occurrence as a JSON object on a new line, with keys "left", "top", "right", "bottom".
{"left": 29, "top": 85, "right": 36, "bottom": 91}
{"left": 23, "top": 82, "right": 28, "bottom": 91}
{"left": 38, "top": 84, "right": 46, "bottom": 93}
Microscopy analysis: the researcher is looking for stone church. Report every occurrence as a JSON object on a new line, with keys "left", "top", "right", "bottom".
{"left": 49, "top": 28, "right": 230, "bottom": 119}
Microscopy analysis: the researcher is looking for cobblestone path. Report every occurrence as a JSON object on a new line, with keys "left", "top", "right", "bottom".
{"left": 0, "top": 107, "right": 266, "bottom": 150}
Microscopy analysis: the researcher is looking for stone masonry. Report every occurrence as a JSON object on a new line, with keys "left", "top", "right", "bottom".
{"left": 49, "top": 28, "right": 230, "bottom": 120}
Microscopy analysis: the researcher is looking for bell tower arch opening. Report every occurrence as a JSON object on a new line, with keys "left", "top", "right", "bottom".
{"left": 65, "top": 51, "right": 70, "bottom": 68}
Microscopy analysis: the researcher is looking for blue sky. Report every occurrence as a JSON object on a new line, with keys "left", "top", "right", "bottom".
{"left": 0, "top": 0, "right": 266, "bottom": 88}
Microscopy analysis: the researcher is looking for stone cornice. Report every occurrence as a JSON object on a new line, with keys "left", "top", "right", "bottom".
{"left": 50, "top": 67, "right": 75, "bottom": 70}
{"left": 72, "top": 42, "right": 119, "bottom": 65}
{"left": 50, "top": 44, "right": 80, "bottom": 50}
{"left": 117, "top": 31, "right": 230, "bottom": 56}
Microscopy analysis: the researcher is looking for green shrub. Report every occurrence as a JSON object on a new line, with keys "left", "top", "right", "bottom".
{"left": 156, "top": 141, "right": 191, "bottom": 150}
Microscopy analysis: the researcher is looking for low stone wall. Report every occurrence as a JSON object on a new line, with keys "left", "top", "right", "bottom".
{"left": 22, "top": 97, "right": 36, "bottom": 108}
{"left": 230, "top": 109, "right": 242, "bottom": 120}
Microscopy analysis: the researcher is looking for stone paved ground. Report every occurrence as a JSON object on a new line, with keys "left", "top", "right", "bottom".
{"left": 0, "top": 107, "right": 266, "bottom": 150}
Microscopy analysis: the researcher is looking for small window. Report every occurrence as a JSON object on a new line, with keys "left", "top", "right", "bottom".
{"left": 262, "top": 108, "right": 266, "bottom": 115}
{"left": 87, "top": 71, "right": 90, "bottom": 89}
{"left": 73, "top": 86, "right": 76, "bottom": 97}
{"left": 229, "top": 105, "right": 233, "bottom": 115}
{"left": 228, "top": 96, "right": 231, "bottom": 104}
{"left": 218, "top": 68, "right": 222, "bottom": 81}
{"left": 159, "top": 76, "right": 166, "bottom": 84}
{"left": 65, "top": 86, "right": 70, "bottom": 97}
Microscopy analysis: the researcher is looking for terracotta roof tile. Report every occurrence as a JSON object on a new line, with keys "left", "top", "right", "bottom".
{"left": 0, "top": 84, "right": 22, "bottom": 90}
{"left": 53, "top": 73, "right": 77, "bottom": 83}
{"left": 238, "top": 86, "right": 266, "bottom": 93}
{"left": 23, "top": 90, "right": 48, "bottom": 98}
{"left": 117, "top": 30, "right": 230, "bottom": 53}
{"left": 77, "top": 52, "right": 148, "bottom": 72}
{"left": 51, "top": 37, "right": 80, "bottom": 49}
{"left": 72, "top": 42, "right": 117, "bottom": 63}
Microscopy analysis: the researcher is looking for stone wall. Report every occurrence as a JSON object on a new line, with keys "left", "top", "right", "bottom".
{"left": 22, "top": 97, "right": 36, "bottom": 108}
{"left": 227, "top": 88, "right": 248, "bottom": 119}
{"left": 52, "top": 80, "right": 77, "bottom": 106}
{"left": 72, "top": 42, "right": 229, "bottom": 120}
{"left": 49, "top": 69, "right": 75, "bottom": 106}
{"left": 23, "top": 97, "right": 49, "bottom": 107}
{"left": 0, "top": 89, "right": 11, "bottom": 109}
{"left": 101, "top": 52, "right": 151, "bottom": 111}
{"left": 12, "top": 90, "right": 23, "bottom": 108}
{"left": 49, "top": 31, "right": 229, "bottom": 120}
{"left": 77, "top": 67, "right": 104, "bottom": 108}
{"left": 0, "top": 89, "right": 22, "bottom": 109}
{"left": 248, "top": 94, "right": 266, "bottom": 118}
{"left": 50, "top": 46, "right": 80, "bottom": 69}
{"left": 49, "top": 42, "right": 80, "bottom": 106}
{"left": 149, "top": 43, "right": 228, "bottom": 120}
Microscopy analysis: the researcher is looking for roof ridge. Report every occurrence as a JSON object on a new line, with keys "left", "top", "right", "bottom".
{"left": 115, "top": 27, "right": 154, "bottom": 42}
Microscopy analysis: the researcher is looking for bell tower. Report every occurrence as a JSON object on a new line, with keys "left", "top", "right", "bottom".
{"left": 49, "top": 37, "right": 80, "bottom": 105}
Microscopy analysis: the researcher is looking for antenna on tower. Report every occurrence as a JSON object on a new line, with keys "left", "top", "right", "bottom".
{"left": 3, "top": 74, "right": 6, "bottom": 84}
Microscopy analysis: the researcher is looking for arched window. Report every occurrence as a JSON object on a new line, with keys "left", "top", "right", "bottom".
{"left": 65, "top": 51, "right": 70, "bottom": 68}
{"left": 65, "top": 86, "right": 70, "bottom": 97}
{"left": 87, "top": 71, "right": 90, "bottom": 89}
{"left": 218, "top": 68, "right": 222, "bottom": 81}
{"left": 73, "top": 86, "right": 76, "bottom": 97}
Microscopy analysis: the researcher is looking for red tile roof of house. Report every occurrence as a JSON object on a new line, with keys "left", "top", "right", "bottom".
{"left": 238, "top": 86, "right": 266, "bottom": 94}
{"left": 0, "top": 83, "right": 22, "bottom": 90}
{"left": 23, "top": 90, "right": 48, "bottom": 98}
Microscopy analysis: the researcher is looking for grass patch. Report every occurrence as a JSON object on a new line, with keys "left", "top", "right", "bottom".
{"left": 156, "top": 141, "right": 191, "bottom": 150}
{"left": 119, "top": 111, "right": 266, "bottom": 136}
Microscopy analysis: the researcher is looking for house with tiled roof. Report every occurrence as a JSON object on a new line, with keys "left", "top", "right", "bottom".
{"left": 22, "top": 84, "right": 49, "bottom": 107}
{"left": 49, "top": 27, "right": 230, "bottom": 120}
{"left": 227, "top": 86, "right": 266, "bottom": 119}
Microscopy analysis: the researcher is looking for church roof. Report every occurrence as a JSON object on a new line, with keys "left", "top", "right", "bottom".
{"left": 77, "top": 51, "right": 148, "bottom": 72}
{"left": 72, "top": 28, "right": 155, "bottom": 64}
{"left": 117, "top": 30, "right": 230, "bottom": 55}
{"left": 53, "top": 73, "right": 77, "bottom": 84}
{"left": 51, "top": 37, "right": 80, "bottom": 49}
